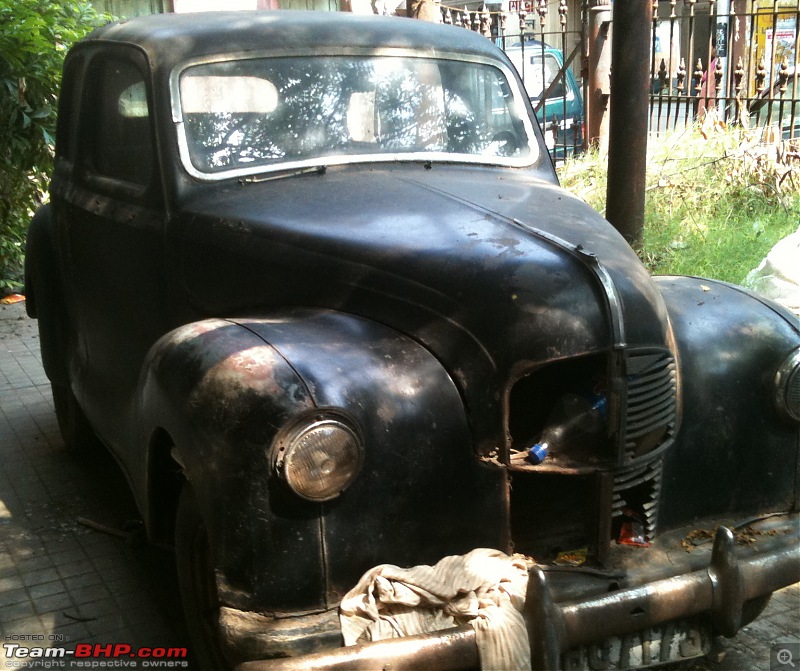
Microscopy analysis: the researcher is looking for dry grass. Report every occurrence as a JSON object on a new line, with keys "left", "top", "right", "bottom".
{"left": 558, "top": 119, "right": 800, "bottom": 284}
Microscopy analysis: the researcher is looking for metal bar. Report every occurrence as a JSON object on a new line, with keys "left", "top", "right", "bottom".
{"left": 534, "top": 42, "right": 582, "bottom": 114}
{"left": 587, "top": 0, "right": 612, "bottom": 149}
{"left": 234, "top": 528, "right": 800, "bottom": 671}
{"left": 560, "top": 528, "right": 800, "bottom": 648}
{"left": 605, "top": 0, "right": 653, "bottom": 245}
{"left": 236, "top": 627, "right": 478, "bottom": 671}
{"left": 526, "top": 566, "right": 565, "bottom": 670}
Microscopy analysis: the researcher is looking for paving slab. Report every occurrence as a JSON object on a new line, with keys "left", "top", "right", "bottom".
{"left": 1, "top": 301, "right": 190, "bottom": 669}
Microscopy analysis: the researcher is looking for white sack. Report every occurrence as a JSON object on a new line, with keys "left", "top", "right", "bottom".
{"left": 743, "top": 229, "right": 800, "bottom": 316}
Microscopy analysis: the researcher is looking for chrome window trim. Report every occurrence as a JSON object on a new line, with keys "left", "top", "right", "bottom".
{"left": 169, "top": 47, "right": 539, "bottom": 181}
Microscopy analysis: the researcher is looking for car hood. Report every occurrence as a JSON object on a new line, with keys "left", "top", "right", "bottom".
{"left": 178, "top": 163, "right": 672, "bottom": 440}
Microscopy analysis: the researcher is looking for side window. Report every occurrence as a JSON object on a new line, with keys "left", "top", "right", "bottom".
{"left": 56, "top": 53, "right": 85, "bottom": 163}
{"left": 84, "top": 56, "right": 153, "bottom": 185}
{"left": 527, "top": 55, "right": 568, "bottom": 102}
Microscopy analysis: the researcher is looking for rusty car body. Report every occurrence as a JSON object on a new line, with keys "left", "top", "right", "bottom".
{"left": 25, "top": 10, "right": 800, "bottom": 671}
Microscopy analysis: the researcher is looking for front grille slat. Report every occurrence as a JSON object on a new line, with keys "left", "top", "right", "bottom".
{"left": 627, "top": 395, "right": 675, "bottom": 426}
{"left": 612, "top": 456, "right": 664, "bottom": 541}
{"left": 627, "top": 375, "right": 674, "bottom": 405}
{"left": 629, "top": 366, "right": 674, "bottom": 387}
{"left": 623, "top": 351, "right": 677, "bottom": 462}
{"left": 612, "top": 349, "right": 677, "bottom": 542}
{"left": 626, "top": 408, "right": 673, "bottom": 444}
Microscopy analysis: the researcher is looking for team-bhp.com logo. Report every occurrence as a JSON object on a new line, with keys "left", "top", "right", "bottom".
{"left": 3, "top": 643, "right": 189, "bottom": 668}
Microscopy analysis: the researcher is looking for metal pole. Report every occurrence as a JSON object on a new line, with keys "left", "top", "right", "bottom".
{"left": 716, "top": 0, "right": 732, "bottom": 118}
{"left": 587, "top": 0, "right": 612, "bottom": 151}
{"left": 605, "top": 0, "right": 654, "bottom": 247}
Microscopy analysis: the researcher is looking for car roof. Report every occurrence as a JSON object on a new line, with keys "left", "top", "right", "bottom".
{"left": 82, "top": 10, "right": 508, "bottom": 68}
{"left": 505, "top": 39, "right": 559, "bottom": 53}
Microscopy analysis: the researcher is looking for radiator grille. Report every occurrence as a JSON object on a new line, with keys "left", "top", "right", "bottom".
{"left": 612, "top": 457, "right": 663, "bottom": 541}
{"left": 623, "top": 351, "right": 677, "bottom": 461}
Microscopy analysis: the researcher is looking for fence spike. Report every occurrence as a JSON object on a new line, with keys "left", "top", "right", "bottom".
{"left": 443, "top": 7, "right": 452, "bottom": 24}
{"left": 779, "top": 61, "right": 790, "bottom": 95}
{"left": 694, "top": 59, "right": 704, "bottom": 96}
{"left": 480, "top": 4, "right": 491, "bottom": 37}
{"left": 677, "top": 58, "right": 686, "bottom": 93}
{"left": 659, "top": 59, "right": 669, "bottom": 93}
{"left": 518, "top": 10, "right": 527, "bottom": 33}
{"left": 537, "top": 0, "right": 548, "bottom": 29}
{"left": 734, "top": 56, "right": 744, "bottom": 95}
{"left": 714, "top": 57, "right": 723, "bottom": 94}
{"left": 559, "top": 0, "right": 568, "bottom": 28}
{"left": 755, "top": 57, "right": 767, "bottom": 91}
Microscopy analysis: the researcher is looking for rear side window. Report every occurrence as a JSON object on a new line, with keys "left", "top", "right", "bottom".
{"left": 84, "top": 56, "right": 153, "bottom": 185}
{"left": 56, "top": 53, "right": 85, "bottom": 163}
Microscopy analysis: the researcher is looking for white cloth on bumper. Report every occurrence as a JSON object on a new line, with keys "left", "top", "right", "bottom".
{"left": 339, "top": 548, "right": 532, "bottom": 670}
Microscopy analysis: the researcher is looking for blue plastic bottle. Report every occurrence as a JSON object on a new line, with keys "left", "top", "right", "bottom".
{"left": 527, "top": 393, "right": 607, "bottom": 464}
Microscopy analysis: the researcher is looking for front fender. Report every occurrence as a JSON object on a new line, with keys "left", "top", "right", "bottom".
{"left": 138, "top": 316, "right": 321, "bottom": 611}
{"left": 655, "top": 276, "right": 800, "bottom": 528}
{"left": 138, "top": 310, "right": 508, "bottom": 614}
{"left": 25, "top": 204, "right": 70, "bottom": 384}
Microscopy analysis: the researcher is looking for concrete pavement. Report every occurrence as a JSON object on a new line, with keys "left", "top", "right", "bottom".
{"left": 0, "top": 300, "right": 189, "bottom": 669}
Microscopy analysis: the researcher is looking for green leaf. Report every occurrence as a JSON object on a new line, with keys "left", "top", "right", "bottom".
{"left": 0, "top": 0, "right": 112, "bottom": 287}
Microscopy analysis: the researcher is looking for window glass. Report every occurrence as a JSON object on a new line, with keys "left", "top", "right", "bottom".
{"left": 88, "top": 58, "right": 153, "bottom": 185}
{"left": 57, "top": 54, "right": 85, "bottom": 162}
{"left": 178, "top": 55, "right": 535, "bottom": 175}
{"left": 512, "top": 53, "right": 568, "bottom": 101}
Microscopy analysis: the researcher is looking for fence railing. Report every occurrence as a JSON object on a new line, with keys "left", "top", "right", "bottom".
{"left": 432, "top": 0, "right": 799, "bottom": 157}
{"left": 650, "top": 0, "right": 800, "bottom": 139}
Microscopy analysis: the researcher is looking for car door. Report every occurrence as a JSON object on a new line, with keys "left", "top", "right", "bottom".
{"left": 59, "top": 44, "right": 167, "bottom": 453}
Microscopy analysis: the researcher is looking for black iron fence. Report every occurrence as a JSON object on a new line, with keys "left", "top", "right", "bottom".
{"left": 434, "top": 0, "right": 800, "bottom": 157}
{"left": 651, "top": 0, "right": 800, "bottom": 138}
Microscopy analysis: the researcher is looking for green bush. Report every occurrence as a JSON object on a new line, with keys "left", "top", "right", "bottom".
{"left": 0, "top": 0, "right": 109, "bottom": 293}
{"left": 559, "top": 124, "right": 800, "bottom": 284}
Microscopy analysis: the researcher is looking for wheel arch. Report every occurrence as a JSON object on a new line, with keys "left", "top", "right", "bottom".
{"left": 25, "top": 204, "right": 70, "bottom": 384}
{"left": 145, "top": 426, "right": 185, "bottom": 546}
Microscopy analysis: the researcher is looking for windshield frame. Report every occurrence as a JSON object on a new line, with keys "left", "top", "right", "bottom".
{"left": 169, "top": 46, "right": 540, "bottom": 181}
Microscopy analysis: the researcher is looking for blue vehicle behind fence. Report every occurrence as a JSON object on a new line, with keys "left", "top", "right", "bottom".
{"left": 505, "top": 39, "right": 584, "bottom": 159}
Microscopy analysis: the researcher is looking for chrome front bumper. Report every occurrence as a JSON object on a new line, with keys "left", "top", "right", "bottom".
{"left": 234, "top": 517, "right": 800, "bottom": 671}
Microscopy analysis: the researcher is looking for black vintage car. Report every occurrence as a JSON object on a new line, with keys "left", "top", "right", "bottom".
{"left": 25, "top": 10, "right": 799, "bottom": 671}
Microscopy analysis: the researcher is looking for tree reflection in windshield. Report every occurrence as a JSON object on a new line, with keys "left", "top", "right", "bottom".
{"left": 179, "top": 55, "right": 532, "bottom": 174}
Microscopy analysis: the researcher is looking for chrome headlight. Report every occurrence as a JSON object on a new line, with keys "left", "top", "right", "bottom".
{"left": 272, "top": 414, "right": 363, "bottom": 502}
{"left": 774, "top": 348, "right": 800, "bottom": 424}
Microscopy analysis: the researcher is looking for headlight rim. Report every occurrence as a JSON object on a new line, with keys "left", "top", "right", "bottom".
{"left": 774, "top": 347, "right": 800, "bottom": 424}
{"left": 272, "top": 411, "right": 364, "bottom": 503}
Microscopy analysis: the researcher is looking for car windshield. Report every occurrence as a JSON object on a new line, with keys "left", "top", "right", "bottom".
{"left": 176, "top": 54, "right": 537, "bottom": 177}
{"left": 505, "top": 50, "right": 570, "bottom": 102}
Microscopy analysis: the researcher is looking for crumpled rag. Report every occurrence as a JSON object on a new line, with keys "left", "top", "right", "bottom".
{"left": 339, "top": 548, "right": 532, "bottom": 671}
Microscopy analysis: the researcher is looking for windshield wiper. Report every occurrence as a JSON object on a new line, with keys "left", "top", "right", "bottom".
{"left": 239, "top": 165, "right": 327, "bottom": 184}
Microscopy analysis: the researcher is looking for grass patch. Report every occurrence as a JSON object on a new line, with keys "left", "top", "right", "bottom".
{"left": 558, "top": 121, "right": 800, "bottom": 285}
